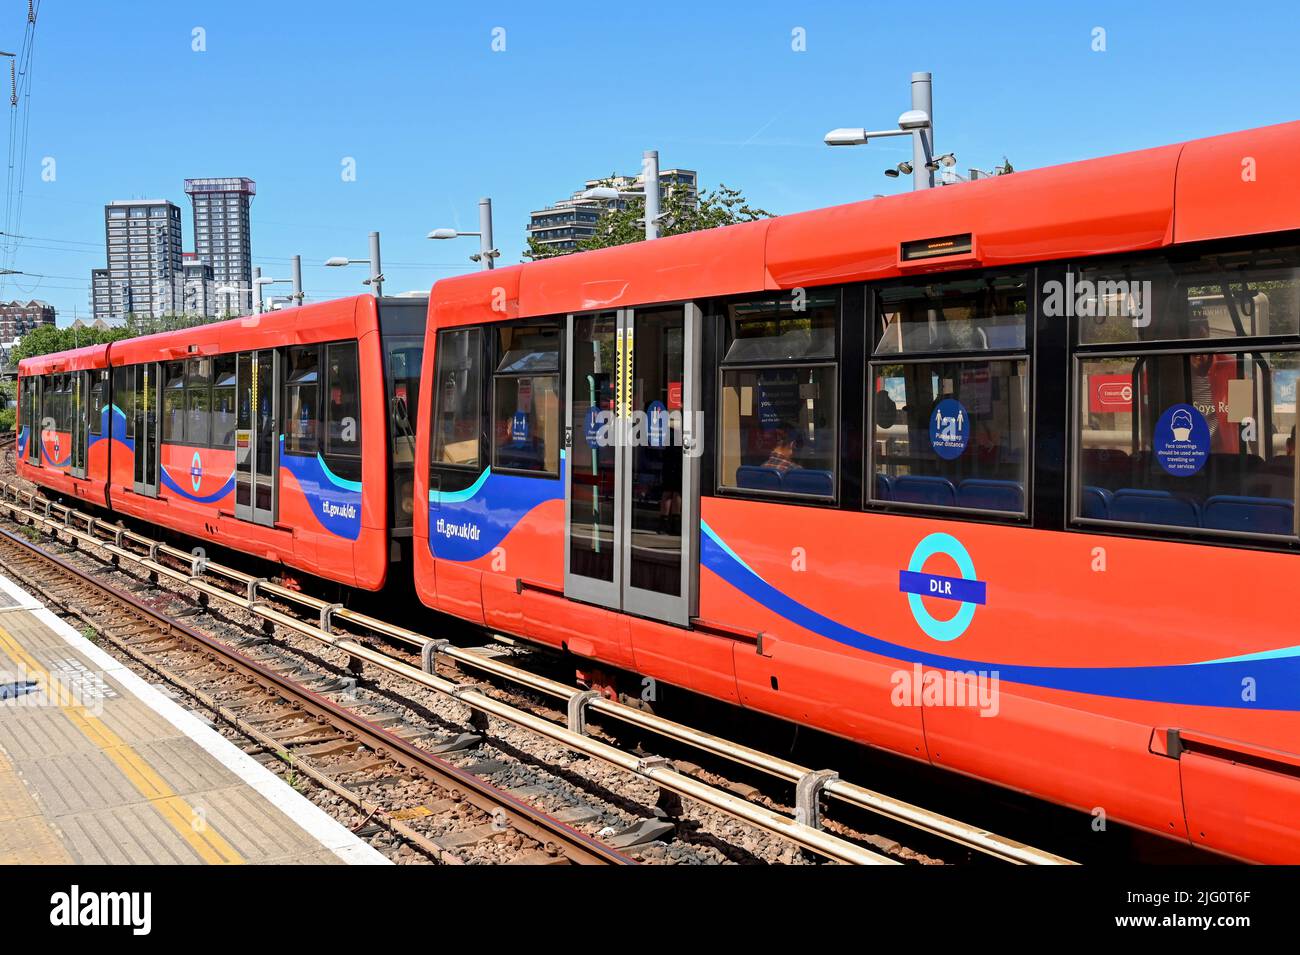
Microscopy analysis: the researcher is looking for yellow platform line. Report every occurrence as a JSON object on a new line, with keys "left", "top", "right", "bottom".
{"left": 0, "top": 624, "right": 244, "bottom": 865}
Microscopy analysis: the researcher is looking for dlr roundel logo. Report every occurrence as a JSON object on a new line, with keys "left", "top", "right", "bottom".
{"left": 898, "top": 533, "right": 988, "bottom": 641}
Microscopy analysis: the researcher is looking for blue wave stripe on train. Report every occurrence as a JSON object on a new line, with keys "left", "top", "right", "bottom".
{"left": 159, "top": 463, "right": 237, "bottom": 504}
{"left": 278, "top": 436, "right": 363, "bottom": 540}
{"left": 700, "top": 521, "right": 1300, "bottom": 711}
{"left": 87, "top": 405, "right": 135, "bottom": 452}
{"left": 16, "top": 426, "right": 27, "bottom": 457}
{"left": 40, "top": 435, "right": 70, "bottom": 468}
{"left": 426, "top": 452, "right": 565, "bottom": 562}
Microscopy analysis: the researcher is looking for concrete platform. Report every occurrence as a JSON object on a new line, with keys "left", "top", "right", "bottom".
{"left": 0, "top": 572, "right": 389, "bottom": 865}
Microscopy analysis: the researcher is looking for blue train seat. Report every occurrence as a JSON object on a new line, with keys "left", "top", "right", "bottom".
{"left": 875, "top": 473, "right": 894, "bottom": 501}
{"left": 893, "top": 475, "right": 957, "bottom": 507}
{"left": 1080, "top": 486, "right": 1113, "bottom": 520}
{"left": 957, "top": 478, "right": 1023, "bottom": 512}
{"left": 1109, "top": 488, "right": 1200, "bottom": 527}
{"left": 736, "top": 465, "right": 782, "bottom": 492}
{"left": 783, "top": 469, "right": 834, "bottom": 497}
{"left": 1202, "top": 495, "right": 1294, "bottom": 535}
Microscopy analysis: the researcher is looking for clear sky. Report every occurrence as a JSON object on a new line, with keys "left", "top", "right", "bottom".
{"left": 4, "top": 0, "right": 1298, "bottom": 323}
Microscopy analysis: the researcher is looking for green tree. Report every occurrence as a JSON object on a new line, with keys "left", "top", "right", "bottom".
{"left": 525, "top": 181, "right": 772, "bottom": 260}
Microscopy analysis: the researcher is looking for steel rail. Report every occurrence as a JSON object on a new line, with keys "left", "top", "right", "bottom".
{"left": 0, "top": 484, "right": 894, "bottom": 865}
{"left": 0, "top": 480, "right": 1074, "bottom": 864}
{"left": 0, "top": 524, "right": 629, "bottom": 865}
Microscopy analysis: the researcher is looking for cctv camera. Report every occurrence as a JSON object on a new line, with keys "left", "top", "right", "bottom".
{"left": 883, "top": 168, "right": 900, "bottom": 178}
{"left": 897, "top": 161, "right": 913, "bottom": 175}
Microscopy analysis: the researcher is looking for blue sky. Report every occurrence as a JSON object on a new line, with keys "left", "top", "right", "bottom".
{"left": 4, "top": 0, "right": 1298, "bottom": 323}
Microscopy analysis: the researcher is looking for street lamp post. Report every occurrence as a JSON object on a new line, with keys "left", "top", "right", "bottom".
{"left": 428, "top": 197, "right": 499, "bottom": 270}
{"left": 824, "top": 71, "right": 943, "bottom": 191}
{"left": 325, "top": 232, "right": 384, "bottom": 297}
{"left": 254, "top": 255, "right": 305, "bottom": 308}
{"left": 911, "top": 72, "right": 935, "bottom": 190}
{"left": 643, "top": 150, "right": 661, "bottom": 240}
{"left": 578, "top": 150, "right": 665, "bottom": 240}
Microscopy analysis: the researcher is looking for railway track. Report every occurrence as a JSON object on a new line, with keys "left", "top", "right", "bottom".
{"left": 0, "top": 475, "right": 1075, "bottom": 865}
{"left": 0, "top": 523, "right": 630, "bottom": 865}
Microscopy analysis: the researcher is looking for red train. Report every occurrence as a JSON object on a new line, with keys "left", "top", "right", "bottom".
{"left": 20, "top": 120, "right": 1300, "bottom": 863}
{"left": 17, "top": 295, "right": 425, "bottom": 589}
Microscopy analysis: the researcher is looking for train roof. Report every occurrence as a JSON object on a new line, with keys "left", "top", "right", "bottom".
{"left": 20, "top": 295, "right": 383, "bottom": 375}
{"left": 429, "top": 119, "right": 1300, "bottom": 329}
{"left": 19, "top": 343, "right": 110, "bottom": 375}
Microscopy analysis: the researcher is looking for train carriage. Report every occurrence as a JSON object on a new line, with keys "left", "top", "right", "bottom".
{"left": 16, "top": 344, "right": 113, "bottom": 508}
{"left": 17, "top": 294, "right": 425, "bottom": 590}
{"left": 414, "top": 120, "right": 1300, "bottom": 863}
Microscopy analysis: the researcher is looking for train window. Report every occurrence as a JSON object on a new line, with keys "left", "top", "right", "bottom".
{"left": 113, "top": 366, "right": 134, "bottom": 438}
{"left": 496, "top": 325, "right": 560, "bottom": 374}
{"left": 723, "top": 292, "right": 837, "bottom": 363}
{"left": 1075, "top": 245, "right": 1300, "bottom": 346}
{"left": 432, "top": 327, "right": 482, "bottom": 469}
{"left": 284, "top": 346, "right": 320, "bottom": 456}
{"left": 186, "top": 358, "right": 212, "bottom": 447}
{"left": 1076, "top": 350, "right": 1299, "bottom": 537}
{"left": 162, "top": 362, "right": 185, "bottom": 442}
{"left": 718, "top": 292, "right": 839, "bottom": 498}
{"left": 324, "top": 342, "right": 361, "bottom": 482}
{"left": 870, "top": 358, "right": 1029, "bottom": 514}
{"left": 874, "top": 273, "right": 1028, "bottom": 355}
{"left": 492, "top": 324, "right": 560, "bottom": 475}
{"left": 719, "top": 365, "right": 838, "bottom": 497}
{"left": 51, "top": 374, "right": 72, "bottom": 434}
{"left": 386, "top": 338, "right": 421, "bottom": 468}
{"left": 88, "top": 370, "right": 106, "bottom": 437}
{"left": 19, "top": 376, "right": 31, "bottom": 433}
{"left": 39, "top": 375, "right": 54, "bottom": 432}
{"left": 212, "top": 357, "right": 237, "bottom": 449}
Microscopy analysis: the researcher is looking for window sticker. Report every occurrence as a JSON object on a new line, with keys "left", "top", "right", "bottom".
{"left": 1154, "top": 403, "right": 1209, "bottom": 476}
{"left": 647, "top": 400, "right": 668, "bottom": 447}
{"left": 510, "top": 410, "right": 529, "bottom": 443}
{"left": 930, "top": 398, "right": 970, "bottom": 460}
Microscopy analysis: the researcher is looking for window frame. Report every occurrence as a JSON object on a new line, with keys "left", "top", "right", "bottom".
{"left": 865, "top": 269, "right": 1035, "bottom": 522}
{"left": 866, "top": 352, "right": 1032, "bottom": 519}
{"left": 1072, "top": 243, "right": 1300, "bottom": 349}
{"left": 161, "top": 360, "right": 187, "bottom": 444}
{"left": 1069, "top": 340, "right": 1300, "bottom": 543}
{"left": 489, "top": 320, "right": 563, "bottom": 479}
{"left": 430, "top": 326, "right": 486, "bottom": 476}
{"left": 211, "top": 355, "right": 237, "bottom": 450}
{"left": 282, "top": 344, "right": 322, "bottom": 458}
{"left": 184, "top": 357, "right": 212, "bottom": 448}
{"left": 323, "top": 341, "right": 363, "bottom": 481}
{"left": 714, "top": 289, "right": 843, "bottom": 503}
{"left": 88, "top": 370, "right": 107, "bottom": 437}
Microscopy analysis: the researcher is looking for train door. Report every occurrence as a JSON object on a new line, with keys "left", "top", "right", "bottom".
{"left": 70, "top": 371, "right": 89, "bottom": 479}
{"left": 235, "top": 349, "right": 278, "bottom": 526}
{"left": 564, "top": 305, "right": 701, "bottom": 626}
{"left": 132, "top": 364, "right": 159, "bottom": 496}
